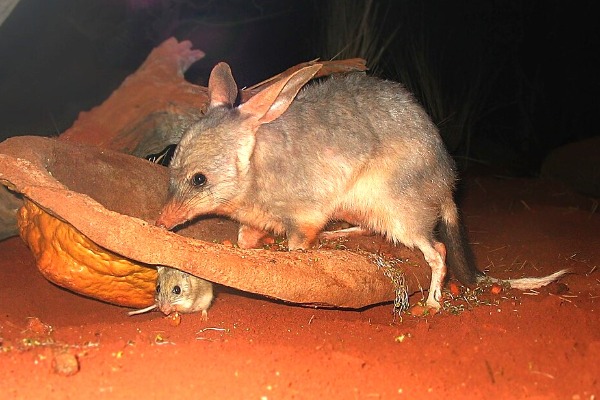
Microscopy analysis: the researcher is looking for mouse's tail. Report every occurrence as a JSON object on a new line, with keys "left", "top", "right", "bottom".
{"left": 438, "top": 199, "right": 481, "bottom": 284}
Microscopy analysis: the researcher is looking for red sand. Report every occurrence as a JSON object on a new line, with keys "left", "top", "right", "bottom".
{"left": 1, "top": 175, "right": 598, "bottom": 399}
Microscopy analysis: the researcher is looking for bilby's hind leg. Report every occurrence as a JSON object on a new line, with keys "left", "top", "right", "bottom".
{"left": 287, "top": 223, "right": 323, "bottom": 250}
{"left": 415, "top": 239, "right": 447, "bottom": 309}
{"left": 285, "top": 211, "right": 329, "bottom": 250}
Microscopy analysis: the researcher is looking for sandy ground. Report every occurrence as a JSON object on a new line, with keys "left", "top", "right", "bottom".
{"left": 0, "top": 174, "right": 598, "bottom": 399}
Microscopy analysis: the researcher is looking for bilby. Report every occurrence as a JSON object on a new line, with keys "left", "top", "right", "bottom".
{"left": 156, "top": 62, "right": 567, "bottom": 309}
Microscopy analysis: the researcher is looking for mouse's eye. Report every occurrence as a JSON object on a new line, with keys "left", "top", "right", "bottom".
{"left": 172, "top": 285, "right": 181, "bottom": 295}
{"left": 156, "top": 284, "right": 160, "bottom": 293}
{"left": 191, "top": 173, "right": 207, "bottom": 187}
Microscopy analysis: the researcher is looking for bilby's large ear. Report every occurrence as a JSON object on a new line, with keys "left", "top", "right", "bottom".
{"left": 208, "top": 62, "right": 239, "bottom": 108}
{"left": 239, "top": 64, "right": 322, "bottom": 126}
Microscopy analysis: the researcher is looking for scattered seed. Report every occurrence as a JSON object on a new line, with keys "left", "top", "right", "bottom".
{"left": 490, "top": 284, "right": 503, "bottom": 295}
{"left": 196, "top": 327, "right": 227, "bottom": 334}
{"left": 449, "top": 281, "right": 461, "bottom": 296}
{"left": 52, "top": 351, "right": 80, "bottom": 376}
{"left": 167, "top": 312, "right": 181, "bottom": 326}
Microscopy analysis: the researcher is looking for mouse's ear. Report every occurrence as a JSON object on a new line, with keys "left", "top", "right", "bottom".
{"left": 239, "top": 64, "right": 322, "bottom": 127}
{"left": 208, "top": 62, "right": 238, "bottom": 108}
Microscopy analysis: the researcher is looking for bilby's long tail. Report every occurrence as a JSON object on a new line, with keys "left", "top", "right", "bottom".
{"left": 438, "top": 199, "right": 569, "bottom": 289}
{"left": 437, "top": 199, "right": 480, "bottom": 284}
{"left": 478, "top": 269, "right": 570, "bottom": 290}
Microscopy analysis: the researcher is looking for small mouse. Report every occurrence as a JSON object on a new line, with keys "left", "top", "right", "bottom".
{"left": 155, "top": 266, "right": 213, "bottom": 319}
{"left": 156, "top": 62, "right": 567, "bottom": 309}
{"left": 128, "top": 266, "right": 214, "bottom": 319}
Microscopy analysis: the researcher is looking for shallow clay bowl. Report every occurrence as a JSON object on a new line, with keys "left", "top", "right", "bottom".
{"left": 0, "top": 136, "right": 430, "bottom": 311}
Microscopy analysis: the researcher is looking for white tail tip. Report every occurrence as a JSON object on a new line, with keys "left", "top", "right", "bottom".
{"left": 478, "top": 269, "right": 570, "bottom": 290}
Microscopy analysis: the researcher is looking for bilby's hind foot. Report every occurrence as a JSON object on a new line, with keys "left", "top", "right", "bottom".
{"left": 420, "top": 240, "right": 448, "bottom": 310}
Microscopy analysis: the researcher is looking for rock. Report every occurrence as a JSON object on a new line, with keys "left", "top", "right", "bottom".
{"left": 541, "top": 136, "right": 600, "bottom": 197}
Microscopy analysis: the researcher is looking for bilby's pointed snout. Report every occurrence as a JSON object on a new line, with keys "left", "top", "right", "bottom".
{"left": 155, "top": 200, "right": 188, "bottom": 230}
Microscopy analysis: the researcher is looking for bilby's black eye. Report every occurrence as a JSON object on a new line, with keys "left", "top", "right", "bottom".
{"left": 191, "top": 173, "right": 207, "bottom": 187}
{"left": 156, "top": 284, "right": 161, "bottom": 293}
{"left": 172, "top": 285, "right": 181, "bottom": 295}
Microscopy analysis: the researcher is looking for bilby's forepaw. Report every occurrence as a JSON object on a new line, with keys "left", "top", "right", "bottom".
{"left": 237, "top": 225, "right": 269, "bottom": 249}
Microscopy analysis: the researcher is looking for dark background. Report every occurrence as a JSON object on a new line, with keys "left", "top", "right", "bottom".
{"left": 0, "top": 0, "right": 598, "bottom": 175}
